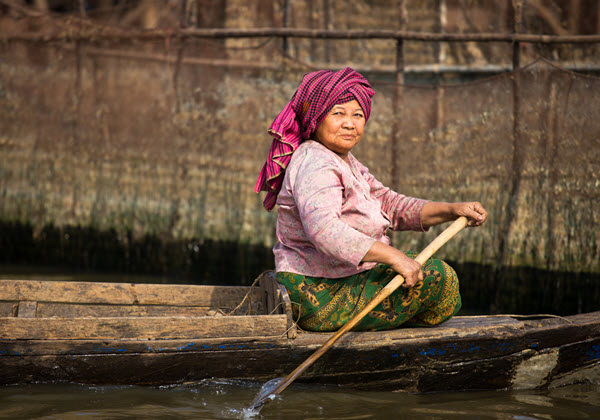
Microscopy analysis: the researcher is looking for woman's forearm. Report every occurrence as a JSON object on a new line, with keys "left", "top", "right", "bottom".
{"left": 421, "top": 201, "right": 487, "bottom": 229}
{"left": 361, "top": 241, "right": 424, "bottom": 287}
{"left": 420, "top": 201, "right": 456, "bottom": 229}
{"left": 362, "top": 241, "right": 404, "bottom": 266}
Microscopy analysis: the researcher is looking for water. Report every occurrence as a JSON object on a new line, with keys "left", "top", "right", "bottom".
{"left": 0, "top": 381, "right": 598, "bottom": 419}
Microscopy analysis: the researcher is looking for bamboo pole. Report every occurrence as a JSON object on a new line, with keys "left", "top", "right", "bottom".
{"left": 493, "top": 0, "right": 524, "bottom": 313}
{"left": 391, "top": 0, "right": 406, "bottom": 191}
{"left": 323, "top": 0, "right": 330, "bottom": 62}
{"left": 56, "top": 45, "right": 600, "bottom": 74}
{"left": 435, "top": 0, "right": 446, "bottom": 130}
{"left": 5, "top": 27, "right": 600, "bottom": 43}
{"left": 282, "top": 0, "right": 290, "bottom": 55}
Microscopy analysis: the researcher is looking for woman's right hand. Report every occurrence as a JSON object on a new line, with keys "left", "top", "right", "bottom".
{"left": 389, "top": 252, "right": 424, "bottom": 288}
{"left": 362, "top": 242, "right": 423, "bottom": 287}
{"left": 362, "top": 241, "right": 423, "bottom": 288}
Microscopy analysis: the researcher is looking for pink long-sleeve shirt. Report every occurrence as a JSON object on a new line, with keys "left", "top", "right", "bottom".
{"left": 274, "top": 140, "right": 429, "bottom": 278}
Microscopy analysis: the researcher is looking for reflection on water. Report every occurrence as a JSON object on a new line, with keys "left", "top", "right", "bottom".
{"left": 0, "top": 381, "right": 598, "bottom": 420}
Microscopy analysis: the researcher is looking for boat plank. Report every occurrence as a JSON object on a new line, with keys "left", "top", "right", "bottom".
{"left": 0, "top": 314, "right": 288, "bottom": 340}
{"left": 35, "top": 302, "right": 214, "bottom": 318}
{"left": 0, "top": 335, "right": 288, "bottom": 356}
{"left": 1, "top": 317, "right": 598, "bottom": 390}
{"left": 0, "top": 280, "right": 254, "bottom": 307}
{"left": 17, "top": 301, "right": 37, "bottom": 318}
{"left": 290, "top": 315, "right": 525, "bottom": 347}
{"left": 1, "top": 332, "right": 596, "bottom": 390}
{"left": 0, "top": 302, "right": 17, "bottom": 317}
{"left": 0, "top": 280, "right": 261, "bottom": 309}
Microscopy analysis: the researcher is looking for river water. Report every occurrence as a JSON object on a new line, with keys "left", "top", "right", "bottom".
{"left": 0, "top": 381, "right": 599, "bottom": 419}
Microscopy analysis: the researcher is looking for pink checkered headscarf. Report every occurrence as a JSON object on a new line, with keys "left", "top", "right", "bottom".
{"left": 254, "top": 67, "right": 375, "bottom": 211}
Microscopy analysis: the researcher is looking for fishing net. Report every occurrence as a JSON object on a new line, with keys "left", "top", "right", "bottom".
{"left": 0, "top": 6, "right": 599, "bottom": 313}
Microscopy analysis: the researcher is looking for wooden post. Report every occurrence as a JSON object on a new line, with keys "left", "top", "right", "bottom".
{"left": 435, "top": 0, "right": 446, "bottom": 130}
{"left": 391, "top": 0, "right": 406, "bottom": 191}
{"left": 511, "top": 0, "right": 524, "bottom": 207}
{"left": 282, "top": 0, "right": 290, "bottom": 55}
{"left": 308, "top": 0, "right": 315, "bottom": 62}
{"left": 78, "top": 0, "right": 86, "bottom": 17}
{"left": 544, "top": 81, "right": 558, "bottom": 271}
{"left": 513, "top": 0, "right": 523, "bottom": 70}
{"left": 323, "top": 0, "right": 330, "bottom": 62}
{"left": 494, "top": 0, "right": 524, "bottom": 312}
{"left": 75, "top": 40, "right": 83, "bottom": 124}
{"left": 598, "top": 1, "right": 600, "bottom": 34}
{"left": 33, "top": 0, "right": 49, "bottom": 11}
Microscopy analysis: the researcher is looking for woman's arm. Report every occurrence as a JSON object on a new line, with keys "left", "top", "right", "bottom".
{"left": 421, "top": 201, "right": 487, "bottom": 229}
{"left": 361, "top": 241, "right": 423, "bottom": 287}
{"left": 361, "top": 201, "right": 487, "bottom": 287}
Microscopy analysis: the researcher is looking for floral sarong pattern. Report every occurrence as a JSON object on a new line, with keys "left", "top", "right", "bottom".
{"left": 276, "top": 252, "right": 461, "bottom": 332}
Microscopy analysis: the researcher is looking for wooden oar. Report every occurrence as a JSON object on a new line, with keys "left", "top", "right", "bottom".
{"left": 249, "top": 216, "right": 469, "bottom": 411}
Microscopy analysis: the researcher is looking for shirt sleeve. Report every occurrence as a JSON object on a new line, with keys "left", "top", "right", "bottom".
{"left": 357, "top": 161, "right": 429, "bottom": 232}
{"left": 289, "top": 152, "right": 377, "bottom": 268}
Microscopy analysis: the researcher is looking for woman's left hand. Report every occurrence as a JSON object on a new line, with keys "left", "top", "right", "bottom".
{"left": 453, "top": 202, "right": 488, "bottom": 227}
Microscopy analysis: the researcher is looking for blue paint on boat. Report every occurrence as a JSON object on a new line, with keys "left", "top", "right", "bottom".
{"left": 176, "top": 342, "right": 197, "bottom": 351}
{"left": 584, "top": 344, "right": 600, "bottom": 361}
{"left": 420, "top": 347, "right": 447, "bottom": 356}
{"left": 97, "top": 347, "right": 127, "bottom": 353}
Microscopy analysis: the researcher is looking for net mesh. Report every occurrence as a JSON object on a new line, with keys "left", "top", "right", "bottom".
{"left": 0, "top": 10, "right": 599, "bottom": 283}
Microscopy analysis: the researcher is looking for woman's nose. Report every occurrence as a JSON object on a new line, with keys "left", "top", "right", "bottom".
{"left": 341, "top": 117, "right": 354, "bottom": 128}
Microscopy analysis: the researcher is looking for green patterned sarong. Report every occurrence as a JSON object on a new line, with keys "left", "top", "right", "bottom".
{"left": 276, "top": 252, "right": 461, "bottom": 332}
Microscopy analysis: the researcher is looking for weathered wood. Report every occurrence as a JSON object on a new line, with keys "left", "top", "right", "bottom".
{"left": 0, "top": 280, "right": 261, "bottom": 309}
{"left": 259, "top": 271, "right": 282, "bottom": 316}
{"left": 35, "top": 302, "right": 213, "bottom": 318}
{"left": 277, "top": 280, "right": 297, "bottom": 339}
{"left": 0, "top": 315, "right": 597, "bottom": 390}
{"left": 0, "top": 315, "right": 527, "bottom": 357}
{"left": 0, "top": 278, "right": 597, "bottom": 391}
{"left": 258, "top": 271, "right": 297, "bottom": 339}
{"left": 0, "top": 302, "right": 17, "bottom": 317}
{"left": 17, "top": 301, "right": 37, "bottom": 318}
{"left": 5, "top": 26, "right": 600, "bottom": 43}
{"left": 0, "top": 335, "right": 287, "bottom": 357}
{"left": 0, "top": 314, "right": 288, "bottom": 340}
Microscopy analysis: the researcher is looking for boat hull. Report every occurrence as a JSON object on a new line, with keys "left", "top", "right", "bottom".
{"left": 1, "top": 313, "right": 598, "bottom": 392}
{"left": 1, "top": 276, "right": 598, "bottom": 391}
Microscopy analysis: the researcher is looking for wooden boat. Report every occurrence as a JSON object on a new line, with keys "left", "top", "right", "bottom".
{"left": 1, "top": 272, "right": 598, "bottom": 392}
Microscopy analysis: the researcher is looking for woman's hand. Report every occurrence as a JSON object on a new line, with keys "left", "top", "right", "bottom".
{"left": 361, "top": 242, "right": 423, "bottom": 288}
{"left": 452, "top": 201, "right": 488, "bottom": 227}
{"left": 422, "top": 201, "right": 488, "bottom": 229}
{"left": 388, "top": 252, "right": 424, "bottom": 288}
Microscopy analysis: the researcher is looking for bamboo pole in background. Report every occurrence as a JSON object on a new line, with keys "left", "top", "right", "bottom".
{"left": 391, "top": 0, "right": 406, "bottom": 191}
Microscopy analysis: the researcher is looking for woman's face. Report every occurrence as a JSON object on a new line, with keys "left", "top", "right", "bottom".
{"left": 314, "top": 100, "right": 365, "bottom": 162}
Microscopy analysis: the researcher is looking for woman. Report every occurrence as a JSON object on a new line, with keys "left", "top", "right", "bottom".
{"left": 255, "top": 67, "right": 487, "bottom": 332}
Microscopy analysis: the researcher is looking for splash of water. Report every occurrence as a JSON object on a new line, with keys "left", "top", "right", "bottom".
{"left": 247, "top": 377, "right": 284, "bottom": 413}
